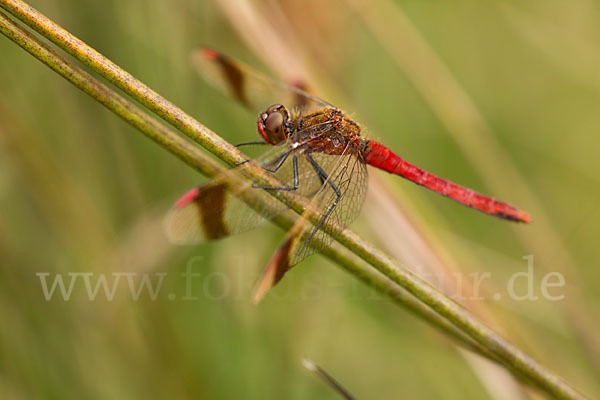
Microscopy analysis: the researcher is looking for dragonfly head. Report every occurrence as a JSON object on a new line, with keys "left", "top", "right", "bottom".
{"left": 258, "top": 104, "right": 292, "bottom": 145}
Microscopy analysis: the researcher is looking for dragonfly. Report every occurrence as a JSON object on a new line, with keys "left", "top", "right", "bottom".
{"left": 165, "top": 48, "right": 531, "bottom": 301}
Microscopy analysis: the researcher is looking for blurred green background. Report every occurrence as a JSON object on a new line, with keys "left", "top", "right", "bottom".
{"left": 1, "top": 0, "right": 599, "bottom": 398}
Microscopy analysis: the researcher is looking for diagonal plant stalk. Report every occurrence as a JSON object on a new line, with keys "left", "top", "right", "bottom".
{"left": 0, "top": 5, "right": 506, "bottom": 370}
{"left": 0, "top": 2, "right": 587, "bottom": 399}
{"left": 0, "top": 4, "right": 491, "bottom": 361}
{"left": 0, "top": 5, "right": 498, "bottom": 362}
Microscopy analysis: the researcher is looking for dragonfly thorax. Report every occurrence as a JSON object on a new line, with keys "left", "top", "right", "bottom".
{"left": 291, "top": 107, "right": 363, "bottom": 156}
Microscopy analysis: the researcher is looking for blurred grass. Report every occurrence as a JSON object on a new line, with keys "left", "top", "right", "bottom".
{"left": 1, "top": 0, "right": 599, "bottom": 398}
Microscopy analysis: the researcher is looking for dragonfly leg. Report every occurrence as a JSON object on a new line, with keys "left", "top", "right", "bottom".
{"left": 235, "top": 141, "right": 268, "bottom": 147}
{"left": 299, "top": 154, "right": 342, "bottom": 254}
{"left": 307, "top": 153, "right": 326, "bottom": 187}
{"left": 253, "top": 153, "right": 299, "bottom": 191}
{"left": 234, "top": 141, "right": 269, "bottom": 165}
{"left": 262, "top": 149, "right": 292, "bottom": 172}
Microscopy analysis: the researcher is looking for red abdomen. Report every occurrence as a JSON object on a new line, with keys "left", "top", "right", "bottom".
{"left": 362, "top": 141, "right": 531, "bottom": 223}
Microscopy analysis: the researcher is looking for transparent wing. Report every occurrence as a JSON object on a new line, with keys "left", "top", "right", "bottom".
{"left": 192, "top": 48, "right": 331, "bottom": 115}
{"left": 253, "top": 142, "right": 369, "bottom": 302}
{"left": 164, "top": 142, "right": 329, "bottom": 245}
{"left": 260, "top": 126, "right": 369, "bottom": 266}
{"left": 290, "top": 148, "right": 368, "bottom": 266}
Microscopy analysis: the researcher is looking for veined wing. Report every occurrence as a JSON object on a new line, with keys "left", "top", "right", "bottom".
{"left": 253, "top": 143, "right": 369, "bottom": 302}
{"left": 191, "top": 48, "right": 331, "bottom": 115}
{"left": 291, "top": 148, "right": 369, "bottom": 264}
{"left": 165, "top": 141, "right": 337, "bottom": 245}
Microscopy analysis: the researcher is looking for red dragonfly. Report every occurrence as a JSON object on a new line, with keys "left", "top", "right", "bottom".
{"left": 166, "top": 49, "right": 530, "bottom": 301}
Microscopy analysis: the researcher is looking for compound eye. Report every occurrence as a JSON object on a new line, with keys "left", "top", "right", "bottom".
{"left": 258, "top": 104, "right": 289, "bottom": 144}
{"left": 266, "top": 104, "right": 283, "bottom": 114}
{"left": 265, "top": 111, "right": 284, "bottom": 135}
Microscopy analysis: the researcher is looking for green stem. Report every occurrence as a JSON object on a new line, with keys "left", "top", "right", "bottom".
{"left": 0, "top": 5, "right": 492, "bottom": 369}
{"left": 0, "top": 2, "right": 587, "bottom": 399}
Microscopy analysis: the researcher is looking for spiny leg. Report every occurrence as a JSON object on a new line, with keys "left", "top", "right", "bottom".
{"left": 253, "top": 152, "right": 299, "bottom": 191}
{"left": 298, "top": 153, "right": 342, "bottom": 255}
{"left": 236, "top": 148, "right": 291, "bottom": 169}
{"left": 262, "top": 149, "right": 293, "bottom": 172}
{"left": 234, "top": 141, "right": 268, "bottom": 165}
{"left": 306, "top": 152, "right": 327, "bottom": 187}
{"left": 235, "top": 141, "right": 268, "bottom": 147}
